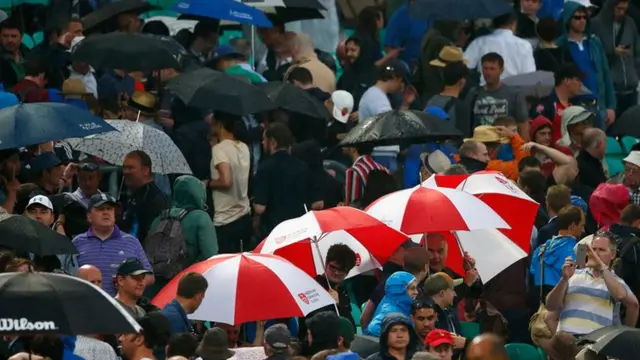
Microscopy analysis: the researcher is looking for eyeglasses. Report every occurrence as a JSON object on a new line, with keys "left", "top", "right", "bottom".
{"left": 327, "top": 263, "right": 347, "bottom": 274}
{"left": 573, "top": 15, "right": 588, "bottom": 20}
{"left": 79, "top": 163, "right": 99, "bottom": 171}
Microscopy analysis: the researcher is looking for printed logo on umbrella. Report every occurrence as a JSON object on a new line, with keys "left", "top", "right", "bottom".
{"left": 297, "top": 289, "right": 320, "bottom": 305}
{"left": 355, "top": 253, "right": 361, "bottom": 267}
{"left": 79, "top": 123, "right": 103, "bottom": 131}
{"left": 274, "top": 228, "right": 308, "bottom": 244}
{"left": 298, "top": 293, "right": 309, "bottom": 304}
{"left": 494, "top": 176, "right": 519, "bottom": 194}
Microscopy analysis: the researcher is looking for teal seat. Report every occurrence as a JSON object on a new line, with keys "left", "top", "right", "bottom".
{"left": 31, "top": 31, "right": 43, "bottom": 46}
{"left": 459, "top": 321, "right": 480, "bottom": 340}
{"left": 537, "top": 346, "right": 547, "bottom": 359}
{"left": 606, "top": 137, "right": 625, "bottom": 177}
{"left": 140, "top": 9, "right": 178, "bottom": 19}
{"left": 505, "top": 343, "right": 543, "bottom": 360}
{"left": 621, "top": 136, "right": 639, "bottom": 153}
{"left": 21, "top": 34, "right": 34, "bottom": 49}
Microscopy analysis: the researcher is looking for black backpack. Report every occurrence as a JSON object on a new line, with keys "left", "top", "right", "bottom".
{"left": 613, "top": 235, "right": 640, "bottom": 292}
{"left": 145, "top": 209, "right": 192, "bottom": 279}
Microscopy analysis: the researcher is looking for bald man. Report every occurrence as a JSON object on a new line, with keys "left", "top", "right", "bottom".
{"left": 465, "top": 334, "right": 509, "bottom": 360}
{"left": 577, "top": 127, "right": 607, "bottom": 189}
{"left": 77, "top": 264, "right": 103, "bottom": 288}
{"left": 285, "top": 33, "right": 336, "bottom": 93}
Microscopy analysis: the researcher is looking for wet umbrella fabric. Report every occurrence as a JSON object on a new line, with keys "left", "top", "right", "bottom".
{"left": 339, "top": 110, "right": 463, "bottom": 147}
{"left": 168, "top": 68, "right": 275, "bottom": 116}
{"left": 83, "top": 0, "right": 157, "bottom": 31}
{"left": 609, "top": 105, "right": 640, "bottom": 138}
{"left": 0, "top": 103, "right": 116, "bottom": 151}
{"left": 71, "top": 33, "right": 186, "bottom": 71}
{"left": 245, "top": 0, "right": 325, "bottom": 22}
{"left": 502, "top": 71, "right": 592, "bottom": 98}
{"left": 411, "top": 0, "right": 511, "bottom": 20}
{"left": 579, "top": 325, "right": 640, "bottom": 360}
{"left": 0, "top": 272, "right": 141, "bottom": 335}
{"left": 171, "top": 0, "right": 273, "bottom": 27}
{"left": 262, "top": 81, "right": 330, "bottom": 119}
{"left": 0, "top": 216, "right": 78, "bottom": 256}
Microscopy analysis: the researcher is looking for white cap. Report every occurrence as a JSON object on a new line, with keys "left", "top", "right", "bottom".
{"left": 26, "top": 195, "right": 54, "bottom": 211}
{"left": 69, "top": 36, "right": 86, "bottom": 52}
{"left": 331, "top": 90, "right": 354, "bottom": 123}
{"left": 624, "top": 151, "right": 640, "bottom": 167}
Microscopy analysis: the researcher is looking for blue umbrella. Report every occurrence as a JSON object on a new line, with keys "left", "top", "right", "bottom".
{"left": 171, "top": 0, "right": 273, "bottom": 27}
{"left": 411, "top": 0, "right": 511, "bottom": 20}
{"left": 0, "top": 103, "right": 117, "bottom": 150}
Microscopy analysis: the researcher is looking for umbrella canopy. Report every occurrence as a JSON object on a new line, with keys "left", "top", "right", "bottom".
{"left": 171, "top": 0, "right": 273, "bottom": 27}
{"left": 71, "top": 33, "right": 186, "bottom": 71}
{"left": 245, "top": 0, "right": 325, "bottom": 22}
{"left": 262, "top": 81, "right": 330, "bottom": 119}
{"left": 245, "top": 0, "right": 325, "bottom": 10}
{"left": 65, "top": 120, "right": 192, "bottom": 175}
{"left": 168, "top": 68, "right": 275, "bottom": 116}
{"left": 502, "top": 71, "right": 592, "bottom": 99}
{"left": 83, "top": 0, "right": 157, "bottom": 32}
{"left": 411, "top": 0, "right": 511, "bottom": 20}
{"left": 609, "top": 105, "right": 640, "bottom": 138}
{"left": 0, "top": 216, "right": 78, "bottom": 256}
{"left": 0, "top": 272, "right": 141, "bottom": 335}
{"left": 0, "top": 103, "right": 116, "bottom": 151}
{"left": 339, "top": 110, "right": 463, "bottom": 147}
{"left": 151, "top": 253, "right": 335, "bottom": 324}
{"left": 579, "top": 326, "right": 640, "bottom": 360}
{"left": 254, "top": 207, "right": 409, "bottom": 279}
{"left": 269, "top": 7, "right": 324, "bottom": 22}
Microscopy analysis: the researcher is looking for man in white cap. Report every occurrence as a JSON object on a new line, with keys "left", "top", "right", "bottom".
{"left": 24, "top": 195, "right": 64, "bottom": 234}
{"left": 621, "top": 151, "right": 640, "bottom": 204}
{"left": 325, "top": 90, "right": 354, "bottom": 149}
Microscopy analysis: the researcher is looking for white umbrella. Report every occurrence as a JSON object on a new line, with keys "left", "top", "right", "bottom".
{"left": 65, "top": 120, "right": 192, "bottom": 175}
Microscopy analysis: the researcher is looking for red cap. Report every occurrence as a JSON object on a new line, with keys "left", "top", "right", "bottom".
{"left": 425, "top": 329, "right": 454, "bottom": 348}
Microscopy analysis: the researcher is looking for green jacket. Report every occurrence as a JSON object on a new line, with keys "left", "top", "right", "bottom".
{"left": 150, "top": 175, "right": 218, "bottom": 264}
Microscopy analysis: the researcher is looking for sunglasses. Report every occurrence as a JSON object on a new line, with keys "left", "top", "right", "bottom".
{"left": 412, "top": 298, "right": 434, "bottom": 310}
{"left": 79, "top": 163, "right": 99, "bottom": 171}
{"left": 573, "top": 15, "right": 588, "bottom": 20}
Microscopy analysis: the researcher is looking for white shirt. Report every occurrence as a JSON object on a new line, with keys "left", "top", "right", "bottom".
{"left": 358, "top": 86, "right": 399, "bottom": 155}
{"left": 68, "top": 66, "right": 98, "bottom": 97}
{"left": 464, "top": 28, "right": 536, "bottom": 85}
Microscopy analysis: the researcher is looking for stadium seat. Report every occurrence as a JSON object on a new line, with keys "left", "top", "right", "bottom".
{"left": 31, "top": 31, "right": 43, "bottom": 46}
{"left": 621, "top": 136, "right": 639, "bottom": 153}
{"left": 605, "top": 136, "right": 625, "bottom": 177}
{"left": 505, "top": 343, "right": 543, "bottom": 360}
{"left": 21, "top": 33, "right": 34, "bottom": 49}
{"left": 459, "top": 321, "right": 480, "bottom": 340}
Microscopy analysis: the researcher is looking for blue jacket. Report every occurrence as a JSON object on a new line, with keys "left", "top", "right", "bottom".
{"left": 60, "top": 336, "right": 84, "bottom": 360}
{"left": 161, "top": 299, "right": 191, "bottom": 335}
{"left": 530, "top": 235, "right": 578, "bottom": 287}
{"left": 556, "top": 1, "right": 616, "bottom": 112}
{"left": 365, "top": 313, "right": 419, "bottom": 360}
{"left": 364, "top": 272, "right": 415, "bottom": 337}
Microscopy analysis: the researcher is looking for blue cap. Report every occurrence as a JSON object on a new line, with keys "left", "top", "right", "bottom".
{"left": 425, "top": 106, "right": 450, "bottom": 120}
{"left": 30, "top": 152, "right": 61, "bottom": 172}
{"left": 571, "top": 195, "right": 588, "bottom": 214}
{"left": 213, "top": 45, "right": 239, "bottom": 58}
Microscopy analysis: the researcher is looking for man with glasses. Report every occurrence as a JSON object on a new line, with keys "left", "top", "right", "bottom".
{"left": 411, "top": 298, "right": 437, "bottom": 343}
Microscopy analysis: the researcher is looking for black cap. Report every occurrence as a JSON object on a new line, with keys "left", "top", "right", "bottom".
{"left": 30, "top": 152, "right": 61, "bottom": 172}
{"left": 117, "top": 258, "right": 152, "bottom": 276}
{"left": 87, "top": 193, "right": 117, "bottom": 210}
{"left": 380, "top": 59, "right": 410, "bottom": 84}
{"left": 0, "top": 148, "right": 19, "bottom": 164}
{"left": 555, "top": 63, "right": 584, "bottom": 83}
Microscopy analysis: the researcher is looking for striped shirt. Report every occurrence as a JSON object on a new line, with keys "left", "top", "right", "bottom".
{"left": 558, "top": 268, "right": 631, "bottom": 335}
{"left": 72, "top": 226, "right": 152, "bottom": 296}
{"left": 344, "top": 155, "right": 389, "bottom": 206}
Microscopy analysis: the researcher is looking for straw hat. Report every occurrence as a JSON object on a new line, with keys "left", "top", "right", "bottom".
{"left": 61, "top": 78, "right": 92, "bottom": 98}
{"left": 429, "top": 46, "right": 469, "bottom": 67}
{"left": 464, "top": 125, "right": 510, "bottom": 144}
{"left": 127, "top": 91, "right": 157, "bottom": 114}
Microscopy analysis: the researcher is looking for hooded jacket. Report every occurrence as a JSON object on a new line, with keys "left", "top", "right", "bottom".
{"left": 149, "top": 175, "right": 218, "bottom": 265}
{"left": 556, "top": 105, "right": 593, "bottom": 152}
{"left": 592, "top": 0, "right": 640, "bottom": 92}
{"left": 530, "top": 235, "right": 578, "bottom": 287}
{"left": 364, "top": 272, "right": 415, "bottom": 337}
{"left": 365, "top": 313, "right": 419, "bottom": 360}
{"left": 556, "top": 1, "right": 616, "bottom": 112}
{"left": 337, "top": 36, "right": 379, "bottom": 110}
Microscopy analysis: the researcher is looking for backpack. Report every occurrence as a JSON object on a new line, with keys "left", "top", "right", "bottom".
{"left": 145, "top": 209, "right": 192, "bottom": 279}
{"left": 613, "top": 235, "right": 640, "bottom": 291}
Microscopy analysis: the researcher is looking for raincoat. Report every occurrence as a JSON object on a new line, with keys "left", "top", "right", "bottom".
{"left": 530, "top": 235, "right": 578, "bottom": 287}
{"left": 364, "top": 271, "right": 415, "bottom": 337}
{"left": 365, "top": 313, "right": 419, "bottom": 360}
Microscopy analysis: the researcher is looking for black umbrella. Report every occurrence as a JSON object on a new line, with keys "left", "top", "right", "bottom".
{"left": 262, "top": 82, "right": 330, "bottom": 119}
{"left": 0, "top": 271, "right": 141, "bottom": 335}
{"left": 609, "top": 105, "right": 640, "bottom": 138}
{"left": 411, "top": 0, "right": 512, "bottom": 20}
{"left": 71, "top": 33, "right": 186, "bottom": 72}
{"left": 0, "top": 216, "right": 77, "bottom": 256}
{"left": 270, "top": 7, "right": 324, "bottom": 22}
{"left": 168, "top": 68, "right": 276, "bottom": 116}
{"left": 579, "top": 326, "right": 640, "bottom": 360}
{"left": 350, "top": 335, "right": 380, "bottom": 359}
{"left": 82, "top": 0, "right": 158, "bottom": 32}
{"left": 244, "top": 0, "right": 325, "bottom": 9}
{"left": 339, "top": 110, "right": 463, "bottom": 147}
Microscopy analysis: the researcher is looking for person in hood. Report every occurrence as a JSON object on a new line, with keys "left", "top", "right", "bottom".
{"left": 589, "top": 183, "right": 629, "bottom": 230}
{"left": 556, "top": 1, "right": 616, "bottom": 128}
{"left": 365, "top": 313, "right": 419, "bottom": 360}
{"left": 529, "top": 115, "right": 575, "bottom": 176}
{"left": 530, "top": 206, "right": 585, "bottom": 302}
{"left": 592, "top": 0, "right": 640, "bottom": 117}
{"left": 365, "top": 272, "right": 419, "bottom": 337}
{"left": 556, "top": 105, "right": 594, "bottom": 155}
{"left": 150, "top": 175, "right": 218, "bottom": 265}
{"left": 337, "top": 35, "right": 379, "bottom": 112}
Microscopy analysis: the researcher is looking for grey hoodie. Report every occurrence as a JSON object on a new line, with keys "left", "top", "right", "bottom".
{"left": 592, "top": 0, "right": 640, "bottom": 92}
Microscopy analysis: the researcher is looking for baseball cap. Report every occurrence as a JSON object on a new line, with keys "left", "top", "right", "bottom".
{"left": 331, "top": 90, "right": 354, "bottom": 124}
{"left": 338, "top": 316, "right": 355, "bottom": 343}
{"left": 30, "top": 152, "right": 62, "bottom": 173}
{"left": 264, "top": 324, "right": 291, "bottom": 352}
{"left": 425, "top": 329, "right": 454, "bottom": 348}
{"left": 87, "top": 193, "right": 117, "bottom": 210}
{"left": 117, "top": 258, "right": 152, "bottom": 276}
{"left": 26, "top": 195, "right": 54, "bottom": 211}
{"left": 380, "top": 59, "right": 410, "bottom": 84}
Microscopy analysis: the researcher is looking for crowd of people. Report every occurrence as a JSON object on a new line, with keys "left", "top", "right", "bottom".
{"left": 1, "top": 0, "right": 640, "bottom": 359}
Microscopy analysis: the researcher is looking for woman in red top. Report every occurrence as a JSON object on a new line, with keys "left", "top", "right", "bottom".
{"left": 530, "top": 115, "right": 574, "bottom": 176}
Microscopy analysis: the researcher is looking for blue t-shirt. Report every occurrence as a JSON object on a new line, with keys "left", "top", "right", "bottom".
{"left": 569, "top": 41, "right": 598, "bottom": 101}
{"left": 384, "top": 3, "right": 430, "bottom": 64}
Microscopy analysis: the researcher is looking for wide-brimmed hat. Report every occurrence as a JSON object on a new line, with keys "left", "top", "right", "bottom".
{"left": 61, "top": 78, "right": 92, "bottom": 98}
{"left": 197, "top": 328, "right": 235, "bottom": 360}
{"left": 127, "top": 91, "right": 157, "bottom": 114}
{"left": 429, "top": 46, "right": 469, "bottom": 67}
{"left": 464, "top": 125, "right": 510, "bottom": 144}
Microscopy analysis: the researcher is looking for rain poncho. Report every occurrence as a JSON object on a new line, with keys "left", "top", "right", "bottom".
{"left": 365, "top": 313, "right": 419, "bottom": 360}
{"left": 530, "top": 235, "right": 578, "bottom": 287}
{"left": 364, "top": 271, "right": 415, "bottom": 337}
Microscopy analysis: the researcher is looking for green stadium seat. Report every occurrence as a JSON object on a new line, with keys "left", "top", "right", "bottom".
{"left": 460, "top": 321, "right": 480, "bottom": 340}
{"left": 505, "top": 343, "right": 544, "bottom": 360}
{"left": 621, "top": 136, "right": 639, "bottom": 153}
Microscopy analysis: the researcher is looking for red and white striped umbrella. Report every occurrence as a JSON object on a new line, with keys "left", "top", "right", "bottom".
{"left": 365, "top": 186, "right": 510, "bottom": 235}
{"left": 150, "top": 253, "right": 335, "bottom": 325}
{"left": 256, "top": 207, "right": 409, "bottom": 279}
